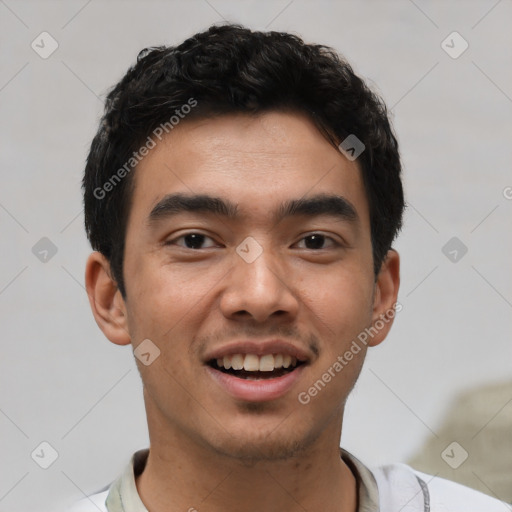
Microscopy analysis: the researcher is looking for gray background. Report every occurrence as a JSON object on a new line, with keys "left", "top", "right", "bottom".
{"left": 1, "top": 1, "right": 511, "bottom": 511}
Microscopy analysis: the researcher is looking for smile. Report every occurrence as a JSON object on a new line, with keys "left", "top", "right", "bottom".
{"left": 209, "top": 353, "right": 304, "bottom": 380}
{"left": 206, "top": 356, "right": 307, "bottom": 401}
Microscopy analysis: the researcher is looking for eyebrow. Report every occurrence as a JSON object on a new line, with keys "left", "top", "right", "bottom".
{"left": 147, "top": 192, "right": 359, "bottom": 226}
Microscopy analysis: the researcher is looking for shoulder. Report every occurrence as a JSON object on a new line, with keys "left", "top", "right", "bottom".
{"left": 414, "top": 468, "right": 511, "bottom": 512}
{"left": 65, "top": 488, "right": 109, "bottom": 512}
{"left": 372, "top": 462, "right": 510, "bottom": 512}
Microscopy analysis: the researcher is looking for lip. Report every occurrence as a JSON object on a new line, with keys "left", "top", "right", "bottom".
{"left": 203, "top": 339, "right": 311, "bottom": 363}
{"left": 205, "top": 363, "right": 306, "bottom": 402}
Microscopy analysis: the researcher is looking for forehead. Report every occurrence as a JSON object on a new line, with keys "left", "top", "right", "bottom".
{"left": 128, "top": 110, "right": 369, "bottom": 227}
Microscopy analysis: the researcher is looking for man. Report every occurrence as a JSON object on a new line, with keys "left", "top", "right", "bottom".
{"left": 71, "top": 23, "right": 508, "bottom": 512}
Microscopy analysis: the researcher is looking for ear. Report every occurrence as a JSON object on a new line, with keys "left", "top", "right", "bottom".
{"left": 367, "top": 249, "right": 401, "bottom": 347}
{"left": 85, "top": 251, "right": 131, "bottom": 346}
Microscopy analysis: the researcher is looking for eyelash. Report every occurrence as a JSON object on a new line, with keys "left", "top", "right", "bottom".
{"left": 166, "top": 232, "right": 340, "bottom": 250}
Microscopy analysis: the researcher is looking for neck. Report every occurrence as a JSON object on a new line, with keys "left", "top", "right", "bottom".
{"left": 135, "top": 407, "right": 357, "bottom": 512}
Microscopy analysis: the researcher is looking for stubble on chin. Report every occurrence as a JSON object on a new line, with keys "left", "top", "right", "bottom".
{"left": 206, "top": 405, "right": 322, "bottom": 467}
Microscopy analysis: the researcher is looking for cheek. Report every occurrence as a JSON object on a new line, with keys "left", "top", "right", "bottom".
{"left": 297, "top": 270, "right": 372, "bottom": 411}
{"left": 124, "top": 256, "right": 226, "bottom": 338}
{"left": 301, "top": 263, "right": 374, "bottom": 323}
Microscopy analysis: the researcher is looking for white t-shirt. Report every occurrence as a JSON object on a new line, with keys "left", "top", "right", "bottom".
{"left": 67, "top": 448, "right": 511, "bottom": 512}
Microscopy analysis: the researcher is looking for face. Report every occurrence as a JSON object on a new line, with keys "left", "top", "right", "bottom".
{"left": 88, "top": 110, "right": 399, "bottom": 462}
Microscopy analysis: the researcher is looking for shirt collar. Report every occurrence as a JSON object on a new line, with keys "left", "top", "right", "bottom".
{"left": 105, "top": 449, "right": 150, "bottom": 512}
{"left": 341, "top": 448, "right": 380, "bottom": 512}
{"left": 105, "top": 447, "right": 379, "bottom": 512}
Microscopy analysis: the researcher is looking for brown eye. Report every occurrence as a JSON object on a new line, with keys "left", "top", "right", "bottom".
{"left": 296, "top": 234, "right": 337, "bottom": 250}
{"left": 168, "top": 232, "right": 217, "bottom": 249}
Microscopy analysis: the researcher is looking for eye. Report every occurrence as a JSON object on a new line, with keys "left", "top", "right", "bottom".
{"left": 295, "top": 233, "right": 338, "bottom": 250}
{"left": 166, "top": 232, "right": 218, "bottom": 249}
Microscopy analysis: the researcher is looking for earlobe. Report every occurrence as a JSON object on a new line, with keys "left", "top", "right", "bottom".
{"left": 367, "top": 249, "right": 400, "bottom": 347}
{"left": 85, "top": 252, "right": 131, "bottom": 346}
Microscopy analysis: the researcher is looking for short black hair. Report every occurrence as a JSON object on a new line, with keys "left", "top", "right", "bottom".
{"left": 83, "top": 23, "right": 404, "bottom": 297}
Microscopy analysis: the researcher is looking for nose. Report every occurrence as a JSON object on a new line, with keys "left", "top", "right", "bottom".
{"left": 219, "top": 243, "right": 300, "bottom": 323}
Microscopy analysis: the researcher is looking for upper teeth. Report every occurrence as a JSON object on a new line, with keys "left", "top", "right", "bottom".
{"left": 216, "top": 354, "right": 298, "bottom": 372}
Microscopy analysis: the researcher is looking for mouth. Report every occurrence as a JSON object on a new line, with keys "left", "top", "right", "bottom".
{"left": 207, "top": 353, "right": 306, "bottom": 380}
{"left": 203, "top": 341, "right": 311, "bottom": 401}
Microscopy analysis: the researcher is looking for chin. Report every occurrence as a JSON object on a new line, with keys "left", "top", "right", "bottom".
{"left": 206, "top": 420, "right": 321, "bottom": 465}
